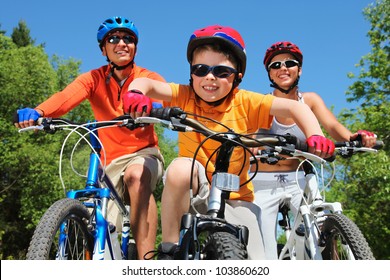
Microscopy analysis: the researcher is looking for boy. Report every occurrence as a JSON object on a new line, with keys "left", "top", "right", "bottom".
{"left": 123, "top": 25, "right": 334, "bottom": 259}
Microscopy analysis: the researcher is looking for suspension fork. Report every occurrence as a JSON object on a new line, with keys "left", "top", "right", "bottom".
{"left": 300, "top": 205, "right": 322, "bottom": 259}
{"left": 207, "top": 136, "right": 238, "bottom": 218}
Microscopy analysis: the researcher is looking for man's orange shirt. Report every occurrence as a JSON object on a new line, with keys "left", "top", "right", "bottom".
{"left": 164, "top": 84, "right": 275, "bottom": 202}
{"left": 36, "top": 64, "right": 165, "bottom": 164}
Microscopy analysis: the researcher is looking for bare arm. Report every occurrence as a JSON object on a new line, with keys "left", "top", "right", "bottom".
{"left": 270, "top": 97, "right": 324, "bottom": 137}
{"left": 305, "top": 92, "right": 377, "bottom": 147}
{"left": 305, "top": 92, "right": 352, "bottom": 141}
{"left": 128, "top": 77, "right": 173, "bottom": 102}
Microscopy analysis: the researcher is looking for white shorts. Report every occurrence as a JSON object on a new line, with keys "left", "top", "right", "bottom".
{"left": 251, "top": 170, "right": 306, "bottom": 259}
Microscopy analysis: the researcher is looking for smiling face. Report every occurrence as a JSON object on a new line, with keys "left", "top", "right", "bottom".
{"left": 101, "top": 30, "right": 136, "bottom": 66}
{"left": 268, "top": 53, "right": 302, "bottom": 91}
{"left": 191, "top": 47, "right": 241, "bottom": 103}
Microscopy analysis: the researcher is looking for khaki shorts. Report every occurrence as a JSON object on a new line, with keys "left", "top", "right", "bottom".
{"left": 106, "top": 147, "right": 164, "bottom": 230}
{"left": 164, "top": 157, "right": 264, "bottom": 259}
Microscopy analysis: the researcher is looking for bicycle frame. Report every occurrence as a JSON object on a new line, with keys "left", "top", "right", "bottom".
{"left": 176, "top": 134, "right": 249, "bottom": 259}
{"left": 57, "top": 126, "right": 130, "bottom": 260}
{"left": 278, "top": 164, "right": 353, "bottom": 260}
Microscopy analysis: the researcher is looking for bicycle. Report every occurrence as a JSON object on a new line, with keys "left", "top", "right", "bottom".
{"left": 21, "top": 116, "right": 139, "bottom": 260}
{"left": 252, "top": 138, "right": 384, "bottom": 260}
{"left": 21, "top": 106, "right": 343, "bottom": 260}
{"left": 127, "top": 107, "right": 319, "bottom": 260}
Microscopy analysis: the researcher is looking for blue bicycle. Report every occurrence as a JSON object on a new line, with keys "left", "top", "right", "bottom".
{"left": 22, "top": 117, "right": 137, "bottom": 260}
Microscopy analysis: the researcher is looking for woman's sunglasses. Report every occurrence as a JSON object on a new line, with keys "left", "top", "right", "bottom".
{"left": 191, "top": 64, "right": 237, "bottom": 78}
{"left": 106, "top": 35, "right": 136, "bottom": 45}
{"left": 268, "top": 59, "right": 299, "bottom": 70}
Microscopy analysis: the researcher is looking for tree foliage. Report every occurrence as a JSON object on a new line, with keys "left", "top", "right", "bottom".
{"left": 11, "top": 20, "right": 35, "bottom": 47}
{"left": 331, "top": 0, "right": 390, "bottom": 259}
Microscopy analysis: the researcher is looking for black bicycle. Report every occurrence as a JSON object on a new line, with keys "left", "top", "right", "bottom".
{"left": 134, "top": 107, "right": 314, "bottom": 260}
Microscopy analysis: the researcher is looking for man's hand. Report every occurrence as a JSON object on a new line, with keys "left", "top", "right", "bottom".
{"left": 14, "top": 108, "right": 40, "bottom": 129}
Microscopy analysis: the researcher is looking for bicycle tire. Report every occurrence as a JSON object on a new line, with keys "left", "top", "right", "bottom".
{"left": 202, "top": 232, "right": 248, "bottom": 260}
{"left": 127, "top": 241, "right": 138, "bottom": 260}
{"left": 26, "top": 198, "right": 94, "bottom": 260}
{"left": 321, "top": 213, "right": 375, "bottom": 260}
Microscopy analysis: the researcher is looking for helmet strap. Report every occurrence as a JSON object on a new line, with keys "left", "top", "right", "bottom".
{"left": 105, "top": 59, "right": 134, "bottom": 84}
{"left": 269, "top": 74, "right": 300, "bottom": 95}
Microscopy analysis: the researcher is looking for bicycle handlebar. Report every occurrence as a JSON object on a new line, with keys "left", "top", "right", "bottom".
{"left": 18, "top": 106, "right": 314, "bottom": 161}
{"left": 19, "top": 106, "right": 383, "bottom": 164}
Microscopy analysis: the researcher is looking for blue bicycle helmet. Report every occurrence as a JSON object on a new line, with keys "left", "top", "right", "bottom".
{"left": 97, "top": 16, "right": 139, "bottom": 50}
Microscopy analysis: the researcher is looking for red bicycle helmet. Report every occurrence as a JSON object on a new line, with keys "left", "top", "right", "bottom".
{"left": 263, "top": 41, "right": 303, "bottom": 71}
{"left": 187, "top": 25, "right": 247, "bottom": 77}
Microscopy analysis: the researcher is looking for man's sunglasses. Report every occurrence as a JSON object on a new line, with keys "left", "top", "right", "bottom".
{"left": 191, "top": 64, "right": 237, "bottom": 78}
{"left": 268, "top": 59, "right": 299, "bottom": 70}
{"left": 106, "top": 35, "right": 136, "bottom": 45}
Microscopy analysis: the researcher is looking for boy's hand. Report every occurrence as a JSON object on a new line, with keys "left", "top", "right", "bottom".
{"left": 123, "top": 90, "right": 152, "bottom": 118}
{"left": 350, "top": 130, "right": 377, "bottom": 148}
{"left": 306, "top": 135, "right": 335, "bottom": 159}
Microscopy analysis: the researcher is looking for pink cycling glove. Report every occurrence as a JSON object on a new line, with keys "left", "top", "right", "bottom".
{"left": 350, "top": 130, "right": 377, "bottom": 147}
{"left": 306, "top": 135, "right": 335, "bottom": 155}
{"left": 123, "top": 90, "right": 152, "bottom": 114}
{"left": 355, "top": 130, "right": 376, "bottom": 138}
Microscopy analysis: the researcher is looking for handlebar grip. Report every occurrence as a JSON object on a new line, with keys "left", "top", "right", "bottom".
{"left": 283, "top": 134, "right": 308, "bottom": 151}
{"left": 13, "top": 111, "right": 19, "bottom": 123}
{"left": 150, "top": 107, "right": 185, "bottom": 120}
{"left": 13, "top": 111, "right": 44, "bottom": 126}
{"left": 335, "top": 140, "right": 384, "bottom": 149}
{"left": 373, "top": 140, "right": 384, "bottom": 150}
{"left": 295, "top": 139, "right": 308, "bottom": 152}
{"left": 325, "top": 154, "right": 336, "bottom": 162}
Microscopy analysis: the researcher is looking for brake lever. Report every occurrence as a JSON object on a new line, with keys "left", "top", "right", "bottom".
{"left": 276, "top": 146, "right": 327, "bottom": 164}
{"left": 18, "top": 125, "right": 44, "bottom": 133}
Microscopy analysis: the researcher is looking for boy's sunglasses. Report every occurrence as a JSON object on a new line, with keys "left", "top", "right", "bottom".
{"left": 106, "top": 35, "right": 136, "bottom": 45}
{"left": 191, "top": 64, "right": 237, "bottom": 78}
{"left": 268, "top": 59, "right": 299, "bottom": 70}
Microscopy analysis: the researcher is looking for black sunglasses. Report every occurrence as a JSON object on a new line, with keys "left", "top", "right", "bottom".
{"left": 268, "top": 59, "right": 299, "bottom": 70}
{"left": 106, "top": 35, "right": 136, "bottom": 45}
{"left": 191, "top": 64, "right": 237, "bottom": 78}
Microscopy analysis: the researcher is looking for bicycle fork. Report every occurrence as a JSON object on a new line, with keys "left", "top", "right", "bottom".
{"left": 299, "top": 205, "right": 322, "bottom": 260}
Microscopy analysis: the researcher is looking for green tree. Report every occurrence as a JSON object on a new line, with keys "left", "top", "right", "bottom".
{"left": 0, "top": 26, "right": 83, "bottom": 259}
{"left": 331, "top": 0, "right": 390, "bottom": 259}
{"left": 11, "top": 20, "right": 35, "bottom": 47}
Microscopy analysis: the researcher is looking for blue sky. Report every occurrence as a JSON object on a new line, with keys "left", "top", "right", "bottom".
{"left": 1, "top": 0, "right": 374, "bottom": 115}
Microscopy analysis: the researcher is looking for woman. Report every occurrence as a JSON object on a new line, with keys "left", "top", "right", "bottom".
{"left": 250, "top": 41, "right": 377, "bottom": 259}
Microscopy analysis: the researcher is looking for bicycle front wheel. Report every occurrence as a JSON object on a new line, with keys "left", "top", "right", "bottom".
{"left": 202, "top": 232, "right": 248, "bottom": 260}
{"left": 321, "top": 214, "right": 375, "bottom": 260}
{"left": 26, "top": 198, "right": 94, "bottom": 260}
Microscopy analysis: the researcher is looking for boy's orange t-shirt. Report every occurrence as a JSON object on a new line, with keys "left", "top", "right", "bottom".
{"left": 164, "top": 84, "right": 275, "bottom": 202}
